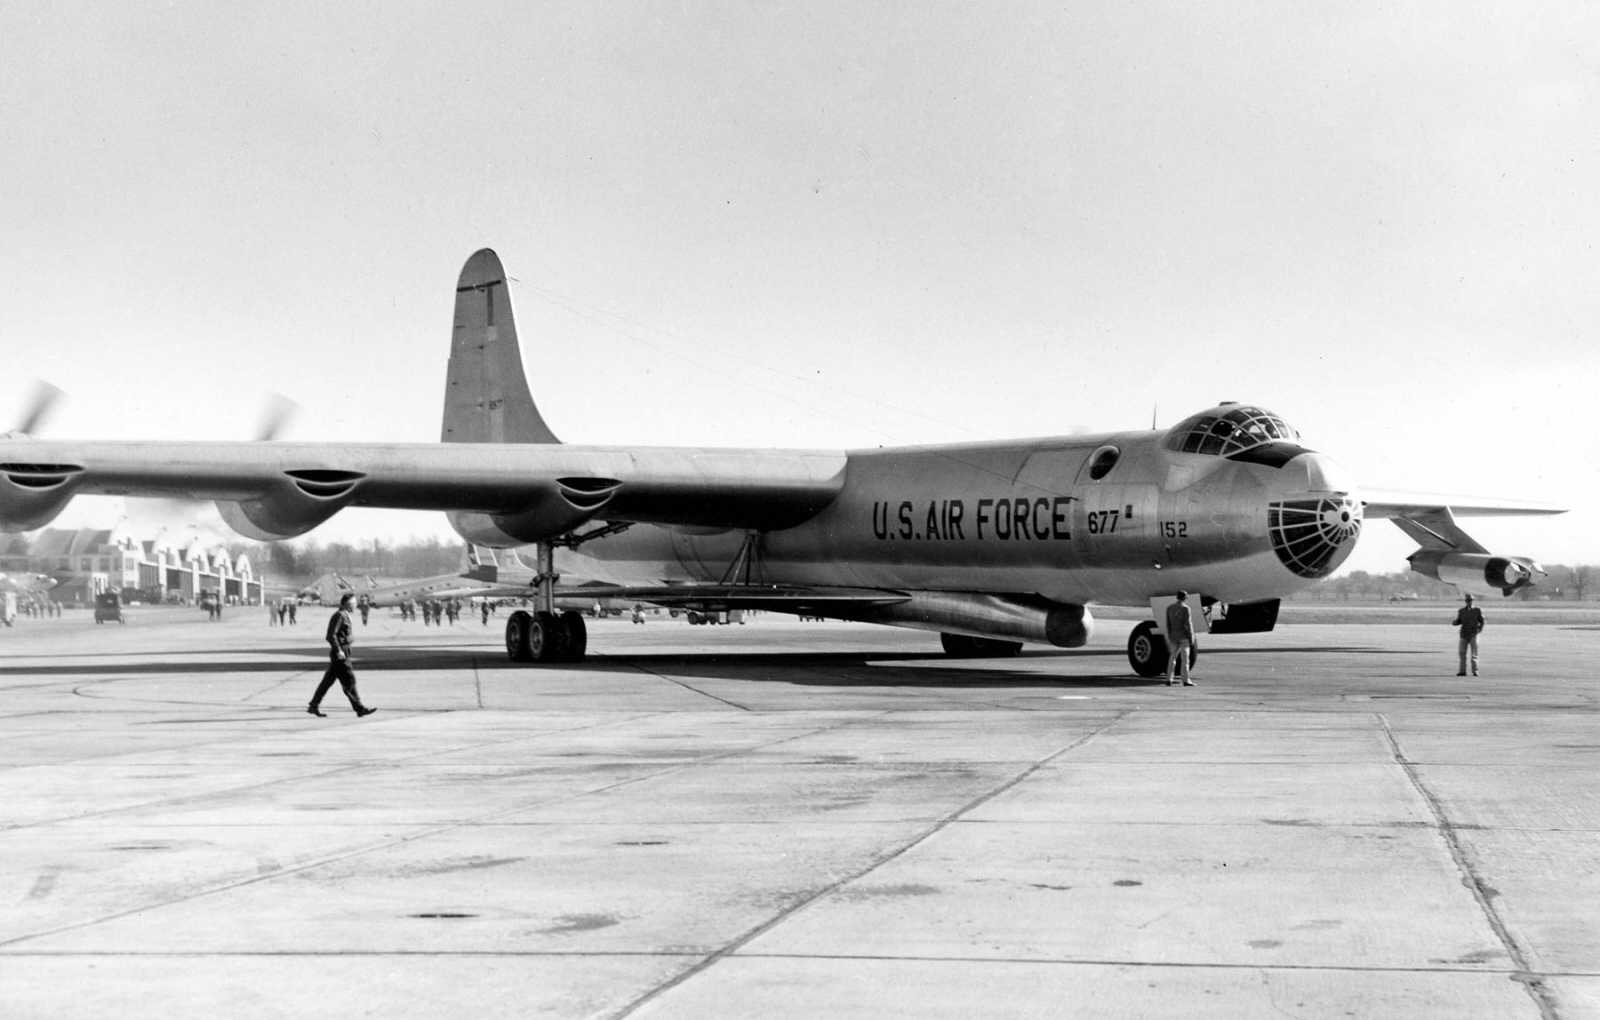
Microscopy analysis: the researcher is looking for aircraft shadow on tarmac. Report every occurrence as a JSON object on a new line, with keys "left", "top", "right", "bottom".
{"left": 556, "top": 646, "right": 1416, "bottom": 689}
{"left": 0, "top": 644, "right": 1416, "bottom": 689}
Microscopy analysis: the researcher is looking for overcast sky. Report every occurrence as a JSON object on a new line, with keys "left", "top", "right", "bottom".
{"left": 2, "top": 2, "right": 1595, "bottom": 576}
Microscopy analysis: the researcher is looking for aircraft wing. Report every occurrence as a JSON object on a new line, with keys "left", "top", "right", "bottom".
{"left": 0, "top": 439, "right": 848, "bottom": 540}
{"left": 1361, "top": 489, "right": 1564, "bottom": 595}
{"left": 1362, "top": 489, "right": 1566, "bottom": 552}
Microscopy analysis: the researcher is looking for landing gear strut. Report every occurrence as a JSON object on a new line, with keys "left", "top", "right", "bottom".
{"left": 504, "top": 540, "right": 590, "bottom": 663}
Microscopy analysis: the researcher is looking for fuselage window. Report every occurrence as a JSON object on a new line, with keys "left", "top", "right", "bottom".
{"left": 1088, "top": 445, "right": 1120, "bottom": 480}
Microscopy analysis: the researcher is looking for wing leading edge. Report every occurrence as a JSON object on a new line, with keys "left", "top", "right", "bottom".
{"left": 0, "top": 438, "right": 847, "bottom": 541}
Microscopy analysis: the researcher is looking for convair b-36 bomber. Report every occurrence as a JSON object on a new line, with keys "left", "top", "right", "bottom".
{"left": 0, "top": 250, "right": 1562, "bottom": 674}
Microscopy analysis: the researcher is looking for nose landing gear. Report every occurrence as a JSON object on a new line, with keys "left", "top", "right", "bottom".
{"left": 1127, "top": 620, "right": 1198, "bottom": 678}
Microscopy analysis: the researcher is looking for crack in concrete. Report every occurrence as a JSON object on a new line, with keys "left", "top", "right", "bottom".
{"left": 623, "top": 663, "right": 752, "bottom": 711}
{"left": 1379, "top": 713, "right": 1560, "bottom": 1020}
{"left": 610, "top": 709, "right": 1134, "bottom": 1018}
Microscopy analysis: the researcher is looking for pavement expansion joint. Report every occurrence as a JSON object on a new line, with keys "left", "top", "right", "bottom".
{"left": 610, "top": 710, "right": 1133, "bottom": 1018}
{"left": 1378, "top": 713, "right": 1560, "bottom": 1020}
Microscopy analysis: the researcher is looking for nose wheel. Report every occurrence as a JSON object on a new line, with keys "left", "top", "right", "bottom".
{"left": 1127, "top": 621, "right": 1168, "bottom": 677}
{"left": 1127, "top": 621, "right": 1199, "bottom": 678}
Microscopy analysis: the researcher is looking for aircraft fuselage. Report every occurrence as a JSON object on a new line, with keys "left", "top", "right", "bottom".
{"left": 568, "top": 425, "right": 1362, "bottom": 608}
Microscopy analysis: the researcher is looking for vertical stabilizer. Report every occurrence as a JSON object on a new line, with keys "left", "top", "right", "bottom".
{"left": 463, "top": 544, "right": 499, "bottom": 581}
{"left": 441, "top": 249, "right": 561, "bottom": 444}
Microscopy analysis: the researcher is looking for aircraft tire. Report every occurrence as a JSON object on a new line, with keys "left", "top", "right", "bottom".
{"left": 559, "top": 611, "right": 588, "bottom": 661}
{"left": 940, "top": 633, "right": 1024, "bottom": 658}
{"left": 506, "top": 610, "right": 533, "bottom": 662}
{"left": 531, "top": 610, "right": 564, "bottom": 662}
{"left": 1127, "top": 621, "right": 1168, "bottom": 677}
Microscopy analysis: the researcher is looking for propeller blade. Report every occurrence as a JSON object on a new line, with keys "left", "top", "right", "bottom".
{"left": 254, "top": 392, "right": 300, "bottom": 441}
{"left": 14, "top": 380, "right": 64, "bottom": 435}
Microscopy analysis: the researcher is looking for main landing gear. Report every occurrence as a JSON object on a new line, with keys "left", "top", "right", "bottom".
{"left": 503, "top": 537, "right": 592, "bottom": 664}
{"left": 506, "top": 608, "right": 588, "bottom": 663}
{"left": 1126, "top": 620, "right": 1199, "bottom": 678}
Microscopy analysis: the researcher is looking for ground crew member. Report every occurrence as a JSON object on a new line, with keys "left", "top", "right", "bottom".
{"left": 1453, "top": 593, "right": 1485, "bottom": 676}
{"left": 308, "top": 594, "right": 376, "bottom": 718}
{"left": 1165, "top": 591, "right": 1195, "bottom": 687}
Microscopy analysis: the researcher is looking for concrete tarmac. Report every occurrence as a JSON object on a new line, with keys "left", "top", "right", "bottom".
{"left": 1, "top": 603, "right": 1597, "bottom": 1018}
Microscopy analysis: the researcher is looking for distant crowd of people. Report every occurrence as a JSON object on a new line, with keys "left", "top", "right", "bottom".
{"left": 396, "top": 597, "right": 467, "bottom": 625}
{"left": 265, "top": 598, "right": 295, "bottom": 625}
{"left": 272, "top": 594, "right": 495, "bottom": 626}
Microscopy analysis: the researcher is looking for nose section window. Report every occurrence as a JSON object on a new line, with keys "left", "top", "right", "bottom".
{"left": 1087, "top": 445, "right": 1120, "bottom": 480}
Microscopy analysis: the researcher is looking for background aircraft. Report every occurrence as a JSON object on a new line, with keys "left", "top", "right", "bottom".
{"left": 300, "top": 547, "right": 629, "bottom": 626}
{"left": 300, "top": 545, "right": 518, "bottom": 608}
{"left": 0, "top": 249, "right": 1561, "bottom": 671}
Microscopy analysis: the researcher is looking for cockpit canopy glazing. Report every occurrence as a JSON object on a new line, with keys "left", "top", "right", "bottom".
{"left": 1165, "top": 405, "right": 1300, "bottom": 457}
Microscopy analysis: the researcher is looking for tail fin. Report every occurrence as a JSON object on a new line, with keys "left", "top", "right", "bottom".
{"left": 463, "top": 544, "right": 499, "bottom": 581}
{"left": 500, "top": 548, "right": 537, "bottom": 583}
{"left": 441, "top": 249, "right": 561, "bottom": 444}
{"left": 306, "top": 572, "right": 353, "bottom": 603}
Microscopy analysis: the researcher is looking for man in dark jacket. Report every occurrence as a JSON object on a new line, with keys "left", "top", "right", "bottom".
{"left": 308, "top": 594, "right": 376, "bottom": 717}
{"left": 1452, "top": 593, "right": 1485, "bottom": 677}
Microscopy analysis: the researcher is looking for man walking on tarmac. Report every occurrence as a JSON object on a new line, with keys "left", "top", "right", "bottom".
{"left": 308, "top": 593, "right": 376, "bottom": 718}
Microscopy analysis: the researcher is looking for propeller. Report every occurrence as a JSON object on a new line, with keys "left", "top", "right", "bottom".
{"left": 254, "top": 392, "right": 300, "bottom": 441}
{"left": 122, "top": 392, "right": 302, "bottom": 541}
{"left": 7, "top": 380, "right": 64, "bottom": 437}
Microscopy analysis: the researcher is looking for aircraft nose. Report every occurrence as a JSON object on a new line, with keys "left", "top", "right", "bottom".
{"left": 1265, "top": 450, "right": 1363, "bottom": 579}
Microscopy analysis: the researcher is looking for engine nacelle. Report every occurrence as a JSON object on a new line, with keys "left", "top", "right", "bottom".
{"left": 0, "top": 462, "right": 83, "bottom": 532}
{"left": 447, "top": 476, "right": 621, "bottom": 547}
{"left": 215, "top": 470, "right": 367, "bottom": 541}
{"left": 849, "top": 592, "right": 1094, "bottom": 648}
{"left": 1409, "top": 550, "right": 1542, "bottom": 597}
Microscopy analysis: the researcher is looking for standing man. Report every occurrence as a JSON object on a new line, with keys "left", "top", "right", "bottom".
{"left": 1452, "top": 593, "right": 1485, "bottom": 676}
{"left": 1165, "top": 591, "right": 1196, "bottom": 687}
{"left": 308, "top": 593, "right": 376, "bottom": 718}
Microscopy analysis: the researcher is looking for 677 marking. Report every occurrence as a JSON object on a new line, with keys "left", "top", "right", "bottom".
{"left": 1086, "top": 509, "right": 1120, "bottom": 535}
